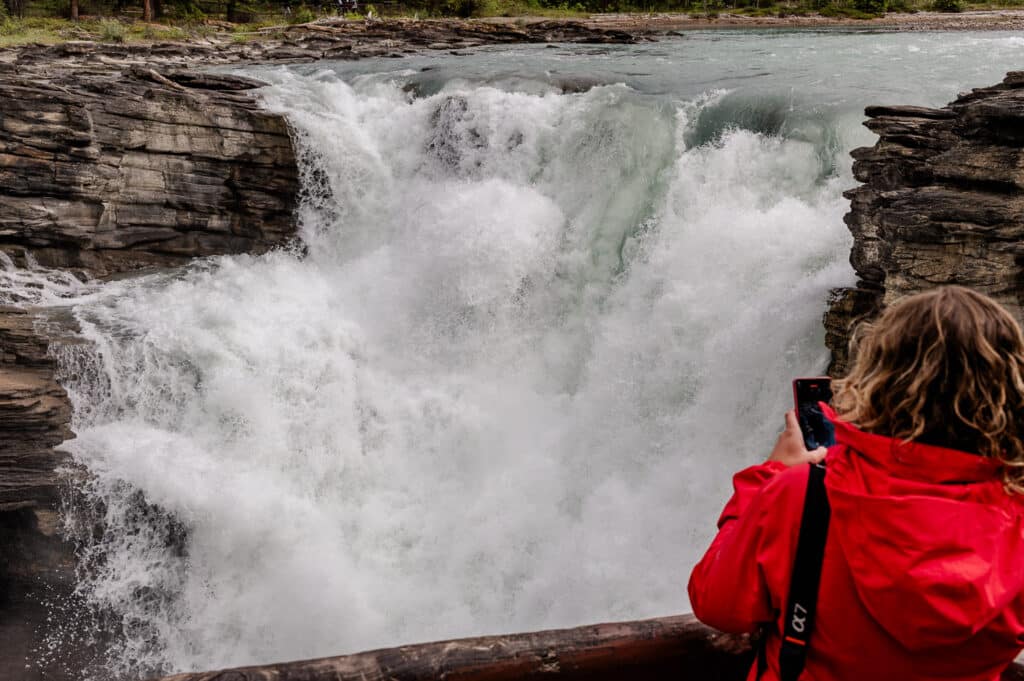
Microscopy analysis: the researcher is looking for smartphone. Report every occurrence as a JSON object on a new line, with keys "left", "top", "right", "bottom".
{"left": 793, "top": 377, "right": 835, "bottom": 450}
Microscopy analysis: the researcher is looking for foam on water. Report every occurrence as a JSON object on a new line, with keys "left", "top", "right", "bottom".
{"left": 0, "top": 251, "right": 95, "bottom": 306}
{"left": 24, "top": 30, "right": 1024, "bottom": 679}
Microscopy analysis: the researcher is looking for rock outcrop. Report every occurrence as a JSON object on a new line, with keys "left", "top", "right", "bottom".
{"left": 0, "top": 307, "right": 79, "bottom": 681}
{"left": 0, "top": 308, "right": 73, "bottom": 513}
{"left": 826, "top": 72, "right": 1024, "bottom": 374}
{"left": 0, "top": 63, "right": 301, "bottom": 681}
{"left": 0, "top": 68, "right": 298, "bottom": 275}
{"left": 0, "top": 63, "right": 301, "bottom": 538}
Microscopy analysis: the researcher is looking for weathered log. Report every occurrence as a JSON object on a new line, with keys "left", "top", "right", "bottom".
{"left": 152, "top": 615, "right": 755, "bottom": 681}
{"left": 148, "top": 614, "right": 1024, "bottom": 681}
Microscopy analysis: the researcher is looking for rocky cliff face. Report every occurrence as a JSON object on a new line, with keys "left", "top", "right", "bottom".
{"left": 0, "top": 64, "right": 300, "bottom": 680}
{"left": 0, "top": 64, "right": 300, "bottom": 515}
{"left": 0, "top": 68, "right": 298, "bottom": 275}
{"left": 826, "top": 72, "right": 1024, "bottom": 374}
{"left": 0, "top": 308, "right": 76, "bottom": 679}
{"left": 0, "top": 308, "right": 73, "bottom": 513}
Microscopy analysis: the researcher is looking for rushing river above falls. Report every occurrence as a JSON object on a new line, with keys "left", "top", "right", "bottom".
{"left": 24, "top": 29, "right": 1024, "bottom": 679}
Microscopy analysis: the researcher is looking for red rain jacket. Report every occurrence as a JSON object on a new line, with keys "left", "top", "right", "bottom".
{"left": 688, "top": 405, "right": 1024, "bottom": 681}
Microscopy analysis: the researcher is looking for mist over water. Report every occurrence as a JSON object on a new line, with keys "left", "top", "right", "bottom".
{"left": 24, "top": 30, "right": 1024, "bottom": 678}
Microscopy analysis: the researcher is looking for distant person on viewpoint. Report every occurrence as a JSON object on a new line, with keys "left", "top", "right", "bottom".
{"left": 689, "top": 286, "right": 1024, "bottom": 681}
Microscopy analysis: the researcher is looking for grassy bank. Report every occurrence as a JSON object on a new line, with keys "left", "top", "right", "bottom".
{"left": 0, "top": 16, "right": 291, "bottom": 44}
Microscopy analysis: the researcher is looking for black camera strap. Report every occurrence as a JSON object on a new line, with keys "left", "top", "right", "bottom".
{"left": 776, "top": 461, "right": 831, "bottom": 681}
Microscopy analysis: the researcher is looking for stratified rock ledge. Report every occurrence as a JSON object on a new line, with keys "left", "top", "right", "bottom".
{"left": 826, "top": 71, "right": 1024, "bottom": 374}
{"left": 0, "top": 68, "right": 299, "bottom": 275}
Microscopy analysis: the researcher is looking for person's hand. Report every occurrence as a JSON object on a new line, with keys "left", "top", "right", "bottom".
{"left": 769, "top": 410, "right": 827, "bottom": 467}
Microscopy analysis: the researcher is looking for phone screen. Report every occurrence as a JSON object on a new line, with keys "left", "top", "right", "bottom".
{"left": 794, "top": 378, "right": 835, "bottom": 451}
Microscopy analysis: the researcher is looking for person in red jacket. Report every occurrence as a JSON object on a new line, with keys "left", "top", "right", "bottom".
{"left": 688, "top": 285, "right": 1024, "bottom": 681}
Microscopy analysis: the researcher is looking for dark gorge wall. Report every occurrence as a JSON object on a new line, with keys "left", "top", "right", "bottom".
{"left": 0, "top": 308, "right": 77, "bottom": 679}
{"left": 826, "top": 72, "right": 1024, "bottom": 374}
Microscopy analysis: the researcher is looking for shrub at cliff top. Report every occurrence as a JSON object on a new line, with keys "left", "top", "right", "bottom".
{"left": 99, "top": 18, "right": 125, "bottom": 41}
{"left": 288, "top": 4, "right": 316, "bottom": 22}
{"left": 852, "top": 0, "right": 886, "bottom": 14}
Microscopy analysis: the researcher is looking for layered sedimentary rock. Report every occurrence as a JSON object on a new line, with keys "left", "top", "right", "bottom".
{"left": 0, "top": 64, "right": 301, "bottom": 680}
{"left": 0, "top": 68, "right": 298, "bottom": 274}
{"left": 0, "top": 307, "right": 78, "bottom": 681}
{"left": 0, "top": 308, "right": 73, "bottom": 513}
{"left": 826, "top": 72, "right": 1024, "bottom": 374}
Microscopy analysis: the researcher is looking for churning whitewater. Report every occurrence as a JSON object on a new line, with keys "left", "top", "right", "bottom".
{"left": 23, "top": 30, "right": 1024, "bottom": 679}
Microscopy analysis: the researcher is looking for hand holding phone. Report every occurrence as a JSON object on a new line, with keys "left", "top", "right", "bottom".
{"left": 769, "top": 411, "right": 828, "bottom": 467}
{"left": 793, "top": 377, "right": 835, "bottom": 450}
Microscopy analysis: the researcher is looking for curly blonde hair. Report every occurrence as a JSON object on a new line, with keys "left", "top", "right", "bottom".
{"left": 833, "top": 285, "right": 1024, "bottom": 493}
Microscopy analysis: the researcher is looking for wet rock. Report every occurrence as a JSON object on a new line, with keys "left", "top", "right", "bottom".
{"left": 0, "top": 308, "right": 72, "bottom": 512}
{"left": 827, "top": 72, "right": 1024, "bottom": 374}
{"left": 0, "top": 68, "right": 299, "bottom": 277}
{"left": 0, "top": 306, "right": 79, "bottom": 681}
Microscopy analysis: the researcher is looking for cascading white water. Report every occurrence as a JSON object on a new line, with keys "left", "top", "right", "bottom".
{"left": 20, "top": 29, "right": 1024, "bottom": 679}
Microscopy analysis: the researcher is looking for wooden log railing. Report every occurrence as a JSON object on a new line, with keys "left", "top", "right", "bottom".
{"left": 151, "top": 615, "right": 753, "bottom": 681}
{"left": 151, "top": 614, "right": 1024, "bottom": 681}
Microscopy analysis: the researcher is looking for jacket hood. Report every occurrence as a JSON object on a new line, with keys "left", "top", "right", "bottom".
{"left": 822, "top": 405, "right": 1024, "bottom": 651}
